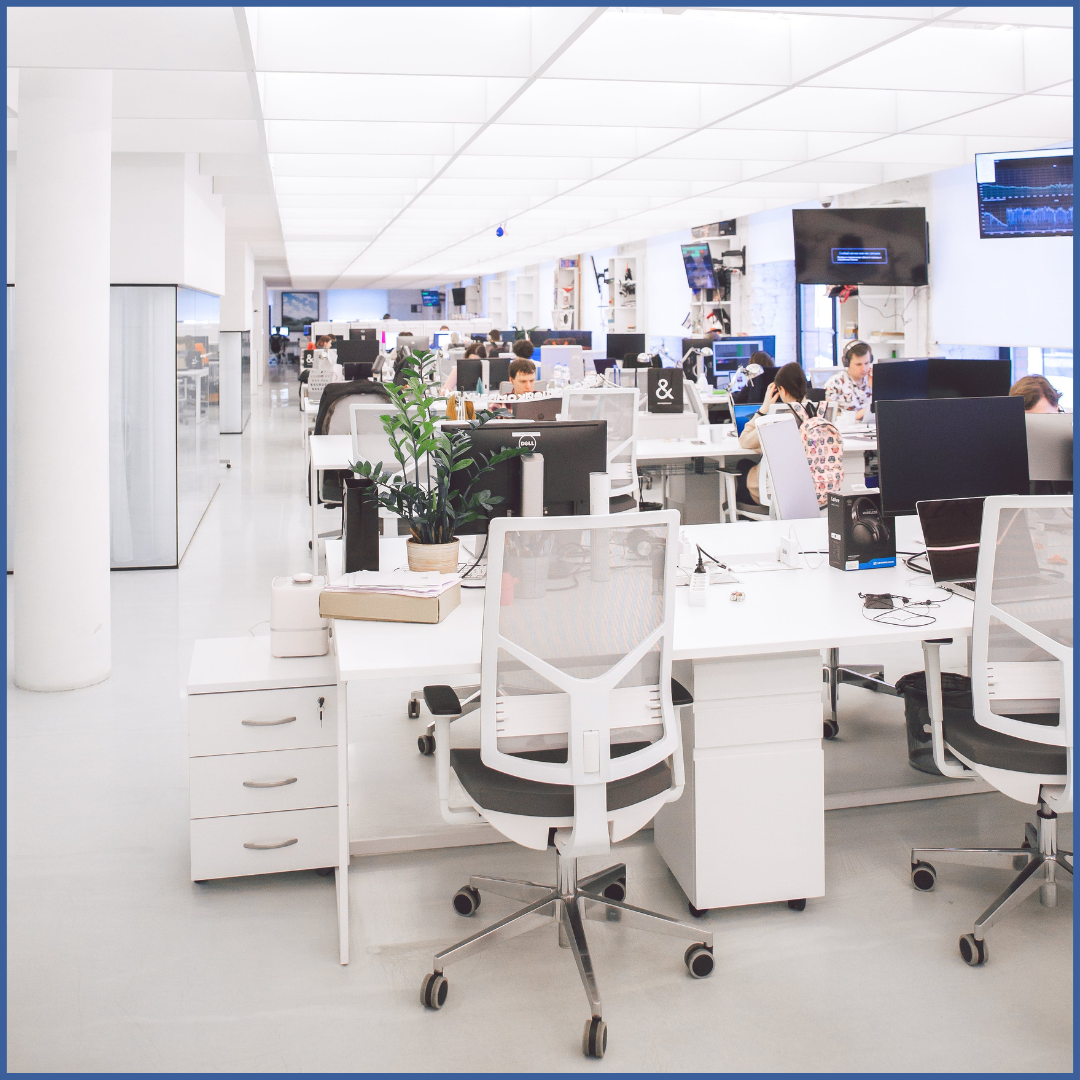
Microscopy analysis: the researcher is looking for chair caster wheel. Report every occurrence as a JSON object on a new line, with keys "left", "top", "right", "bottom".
{"left": 787, "top": 898, "right": 806, "bottom": 911}
{"left": 911, "top": 862, "right": 936, "bottom": 891}
{"left": 421, "top": 971, "right": 448, "bottom": 1009}
{"left": 688, "top": 902, "right": 708, "bottom": 918}
{"left": 959, "top": 934, "right": 987, "bottom": 966}
{"left": 823, "top": 719, "right": 839, "bottom": 739}
{"left": 602, "top": 877, "right": 626, "bottom": 902}
{"left": 314, "top": 867, "right": 335, "bottom": 877}
{"left": 418, "top": 734, "right": 436, "bottom": 756}
{"left": 408, "top": 699, "right": 421, "bottom": 719}
{"left": 453, "top": 885, "right": 481, "bottom": 916}
{"left": 583, "top": 1016, "right": 607, "bottom": 1058}
{"left": 684, "top": 943, "right": 714, "bottom": 979}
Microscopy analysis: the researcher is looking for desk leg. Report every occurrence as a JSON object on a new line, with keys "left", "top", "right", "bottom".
{"left": 824, "top": 647, "right": 839, "bottom": 737}
{"left": 310, "top": 451, "right": 319, "bottom": 576}
{"left": 335, "top": 680, "right": 350, "bottom": 965}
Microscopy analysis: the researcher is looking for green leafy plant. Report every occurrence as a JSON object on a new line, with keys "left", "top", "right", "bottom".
{"left": 349, "top": 354, "right": 529, "bottom": 545}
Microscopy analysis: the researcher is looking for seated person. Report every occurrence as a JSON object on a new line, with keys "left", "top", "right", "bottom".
{"left": 730, "top": 351, "right": 778, "bottom": 405}
{"left": 509, "top": 357, "right": 536, "bottom": 396}
{"left": 824, "top": 341, "right": 873, "bottom": 420}
{"left": 1010, "top": 374, "right": 1063, "bottom": 413}
{"left": 487, "top": 329, "right": 502, "bottom": 351}
{"left": 735, "top": 362, "right": 816, "bottom": 506}
{"left": 439, "top": 342, "right": 484, "bottom": 394}
{"left": 511, "top": 339, "right": 535, "bottom": 360}
{"left": 299, "top": 335, "right": 333, "bottom": 383}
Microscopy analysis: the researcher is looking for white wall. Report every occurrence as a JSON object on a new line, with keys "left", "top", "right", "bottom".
{"left": 221, "top": 238, "right": 254, "bottom": 331}
{"left": 645, "top": 228, "right": 694, "bottom": 339}
{"left": 327, "top": 289, "right": 390, "bottom": 321}
{"left": 110, "top": 153, "right": 224, "bottom": 294}
{"left": 930, "top": 163, "right": 1072, "bottom": 348}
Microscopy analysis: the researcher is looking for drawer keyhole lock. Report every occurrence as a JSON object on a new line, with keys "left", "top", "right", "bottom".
{"left": 318, "top": 696, "right": 325, "bottom": 728}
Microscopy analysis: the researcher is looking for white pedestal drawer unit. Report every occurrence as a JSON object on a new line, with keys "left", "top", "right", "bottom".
{"left": 186, "top": 636, "right": 351, "bottom": 963}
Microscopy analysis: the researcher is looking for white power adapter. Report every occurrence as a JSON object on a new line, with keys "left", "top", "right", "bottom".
{"left": 777, "top": 530, "right": 800, "bottom": 569}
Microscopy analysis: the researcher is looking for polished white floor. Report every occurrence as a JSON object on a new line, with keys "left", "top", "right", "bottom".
{"left": 7, "top": 367, "right": 1072, "bottom": 1073}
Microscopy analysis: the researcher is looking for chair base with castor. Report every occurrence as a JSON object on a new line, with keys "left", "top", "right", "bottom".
{"left": 420, "top": 841, "right": 715, "bottom": 1059}
{"left": 822, "top": 647, "right": 898, "bottom": 739}
{"left": 910, "top": 802, "right": 1073, "bottom": 966}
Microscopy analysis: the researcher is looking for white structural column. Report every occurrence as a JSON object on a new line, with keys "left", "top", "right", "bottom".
{"left": 14, "top": 70, "right": 113, "bottom": 690}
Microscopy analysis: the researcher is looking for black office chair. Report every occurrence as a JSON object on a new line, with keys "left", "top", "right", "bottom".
{"left": 311, "top": 381, "right": 393, "bottom": 508}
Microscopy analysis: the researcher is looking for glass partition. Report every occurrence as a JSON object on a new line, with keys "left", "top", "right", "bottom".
{"left": 110, "top": 287, "right": 180, "bottom": 567}
{"left": 6, "top": 285, "right": 13, "bottom": 572}
{"left": 176, "top": 287, "right": 221, "bottom": 559}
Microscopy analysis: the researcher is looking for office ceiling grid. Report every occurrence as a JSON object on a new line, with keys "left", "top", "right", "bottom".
{"left": 6, "top": 5, "right": 1073, "bottom": 287}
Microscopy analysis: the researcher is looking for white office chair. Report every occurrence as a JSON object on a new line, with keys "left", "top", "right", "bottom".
{"left": 910, "top": 495, "right": 1072, "bottom": 966}
{"left": 418, "top": 512, "right": 714, "bottom": 1058}
{"left": 560, "top": 387, "right": 640, "bottom": 512}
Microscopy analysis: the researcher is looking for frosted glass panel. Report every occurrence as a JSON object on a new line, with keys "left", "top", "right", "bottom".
{"left": 176, "top": 287, "right": 221, "bottom": 559}
{"left": 110, "top": 287, "right": 178, "bottom": 568}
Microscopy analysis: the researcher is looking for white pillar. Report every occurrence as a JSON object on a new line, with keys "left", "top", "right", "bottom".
{"left": 14, "top": 69, "right": 113, "bottom": 690}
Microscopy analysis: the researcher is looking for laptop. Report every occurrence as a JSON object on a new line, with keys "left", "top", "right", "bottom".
{"left": 916, "top": 497, "right": 984, "bottom": 598}
{"left": 511, "top": 397, "right": 560, "bottom": 422}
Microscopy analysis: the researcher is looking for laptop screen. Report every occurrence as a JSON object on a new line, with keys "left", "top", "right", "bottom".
{"left": 916, "top": 498, "right": 984, "bottom": 583}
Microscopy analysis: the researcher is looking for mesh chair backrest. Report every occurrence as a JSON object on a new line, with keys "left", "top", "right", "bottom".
{"left": 481, "top": 512, "right": 681, "bottom": 825}
{"left": 972, "top": 497, "right": 1072, "bottom": 766}
{"left": 308, "top": 366, "right": 342, "bottom": 402}
{"left": 561, "top": 388, "right": 638, "bottom": 482}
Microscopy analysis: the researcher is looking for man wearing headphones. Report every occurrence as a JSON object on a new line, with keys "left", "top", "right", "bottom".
{"left": 826, "top": 341, "right": 873, "bottom": 421}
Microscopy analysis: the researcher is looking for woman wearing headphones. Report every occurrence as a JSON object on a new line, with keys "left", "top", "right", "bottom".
{"left": 825, "top": 340, "right": 873, "bottom": 421}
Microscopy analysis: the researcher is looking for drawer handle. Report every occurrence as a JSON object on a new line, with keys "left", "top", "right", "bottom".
{"left": 243, "top": 777, "right": 298, "bottom": 788}
{"left": 241, "top": 716, "right": 297, "bottom": 727}
{"left": 243, "top": 838, "right": 299, "bottom": 850}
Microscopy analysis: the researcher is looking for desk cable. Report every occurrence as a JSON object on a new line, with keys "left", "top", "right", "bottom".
{"left": 858, "top": 590, "right": 954, "bottom": 628}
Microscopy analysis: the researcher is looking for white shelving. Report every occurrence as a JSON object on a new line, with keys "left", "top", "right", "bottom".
{"left": 609, "top": 256, "right": 637, "bottom": 333}
{"left": 553, "top": 259, "right": 579, "bottom": 329}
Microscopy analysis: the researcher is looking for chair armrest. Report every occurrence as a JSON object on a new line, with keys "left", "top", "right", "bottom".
{"left": 671, "top": 678, "right": 693, "bottom": 707}
{"left": 424, "top": 684, "right": 464, "bottom": 716}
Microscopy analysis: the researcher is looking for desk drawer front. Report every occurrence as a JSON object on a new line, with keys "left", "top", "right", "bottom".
{"left": 693, "top": 653, "right": 822, "bottom": 702}
{"left": 693, "top": 693, "right": 823, "bottom": 749}
{"left": 188, "top": 686, "right": 336, "bottom": 757}
{"left": 189, "top": 746, "right": 337, "bottom": 819}
{"left": 190, "top": 807, "right": 338, "bottom": 881}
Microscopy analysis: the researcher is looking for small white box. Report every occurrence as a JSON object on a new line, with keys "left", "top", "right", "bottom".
{"left": 271, "top": 574, "right": 330, "bottom": 657}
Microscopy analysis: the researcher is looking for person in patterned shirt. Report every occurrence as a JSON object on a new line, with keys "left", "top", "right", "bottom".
{"left": 825, "top": 340, "right": 873, "bottom": 420}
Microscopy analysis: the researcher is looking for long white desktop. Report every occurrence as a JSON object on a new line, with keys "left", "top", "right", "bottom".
{"left": 321, "top": 514, "right": 984, "bottom": 962}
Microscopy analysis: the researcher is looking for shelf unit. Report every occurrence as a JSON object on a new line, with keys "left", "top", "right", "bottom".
{"left": 609, "top": 256, "right": 637, "bottom": 333}
{"left": 552, "top": 258, "right": 579, "bottom": 329}
{"left": 486, "top": 277, "right": 507, "bottom": 328}
{"left": 514, "top": 271, "right": 538, "bottom": 329}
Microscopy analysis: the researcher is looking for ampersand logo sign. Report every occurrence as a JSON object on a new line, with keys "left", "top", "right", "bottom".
{"left": 655, "top": 378, "right": 674, "bottom": 402}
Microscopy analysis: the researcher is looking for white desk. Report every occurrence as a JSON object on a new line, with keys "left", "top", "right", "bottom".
{"left": 329, "top": 516, "right": 979, "bottom": 917}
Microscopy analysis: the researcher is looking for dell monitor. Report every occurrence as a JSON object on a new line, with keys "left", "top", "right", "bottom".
{"left": 793, "top": 207, "right": 929, "bottom": 286}
{"left": 445, "top": 420, "right": 608, "bottom": 534}
{"left": 607, "top": 333, "right": 646, "bottom": 362}
{"left": 872, "top": 357, "right": 1014, "bottom": 410}
{"left": 875, "top": 396, "right": 1029, "bottom": 516}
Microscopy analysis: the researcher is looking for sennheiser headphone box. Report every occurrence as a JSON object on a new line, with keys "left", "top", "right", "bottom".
{"left": 828, "top": 491, "right": 896, "bottom": 571}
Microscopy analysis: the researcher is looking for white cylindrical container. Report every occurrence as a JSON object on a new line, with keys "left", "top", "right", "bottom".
{"left": 589, "top": 472, "right": 611, "bottom": 516}
{"left": 271, "top": 573, "right": 329, "bottom": 657}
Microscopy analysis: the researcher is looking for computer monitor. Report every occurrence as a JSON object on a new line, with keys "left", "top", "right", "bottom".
{"left": 432, "top": 332, "right": 451, "bottom": 350}
{"left": 457, "top": 358, "right": 486, "bottom": 393}
{"left": 607, "top": 333, "right": 646, "bottom": 362}
{"left": 709, "top": 341, "right": 759, "bottom": 376}
{"left": 445, "top": 420, "right": 608, "bottom": 534}
{"left": 342, "top": 362, "right": 373, "bottom": 381}
{"left": 471, "top": 333, "right": 488, "bottom": 342}
{"left": 875, "top": 396, "right": 1029, "bottom": 516}
{"left": 488, "top": 357, "right": 511, "bottom": 388}
{"left": 452, "top": 287, "right": 467, "bottom": 306}
{"left": 382, "top": 331, "right": 398, "bottom": 350}
{"left": 336, "top": 337, "right": 380, "bottom": 366}
{"left": 872, "top": 357, "right": 1014, "bottom": 410}
{"left": 1025, "top": 412, "right": 1073, "bottom": 482}
{"left": 539, "top": 345, "right": 584, "bottom": 383}
{"left": 401, "top": 334, "right": 430, "bottom": 353}
{"left": 530, "top": 329, "right": 593, "bottom": 349}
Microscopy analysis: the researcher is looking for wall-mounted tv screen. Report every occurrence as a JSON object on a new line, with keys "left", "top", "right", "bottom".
{"left": 975, "top": 147, "right": 1073, "bottom": 239}
{"left": 792, "top": 208, "right": 928, "bottom": 286}
{"left": 280, "top": 291, "right": 320, "bottom": 330}
{"left": 680, "top": 243, "right": 717, "bottom": 290}
{"left": 421, "top": 290, "right": 441, "bottom": 306}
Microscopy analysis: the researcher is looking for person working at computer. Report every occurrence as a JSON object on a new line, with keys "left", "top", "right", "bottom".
{"left": 735, "top": 363, "right": 816, "bottom": 505}
{"left": 730, "top": 351, "right": 777, "bottom": 405}
{"left": 509, "top": 358, "right": 536, "bottom": 396}
{"left": 1010, "top": 375, "right": 1063, "bottom": 413}
{"left": 439, "top": 342, "right": 485, "bottom": 394}
{"left": 825, "top": 341, "right": 873, "bottom": 420}
{"left": 391, "top": 331, "right": 416, "bottom": 384}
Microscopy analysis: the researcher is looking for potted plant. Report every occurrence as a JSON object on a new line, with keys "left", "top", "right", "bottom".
{"left": 348, "top": 354, "right": 528, "bottom": 573}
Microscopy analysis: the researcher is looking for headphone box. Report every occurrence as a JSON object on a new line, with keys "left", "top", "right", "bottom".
{"left": 828, "top": 491, "right": 896, "bottom": 571}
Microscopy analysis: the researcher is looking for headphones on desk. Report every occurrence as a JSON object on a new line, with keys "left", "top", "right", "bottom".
{"left": 850, "top": 496, "right": 888, "bottom": 549}
{"left": 841, "top": 340, "right": 874, "bottom": 368}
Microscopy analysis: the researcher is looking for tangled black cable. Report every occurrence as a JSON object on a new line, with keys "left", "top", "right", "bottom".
{"left": 858, "top": 590, "right": 950, "bottom": 627}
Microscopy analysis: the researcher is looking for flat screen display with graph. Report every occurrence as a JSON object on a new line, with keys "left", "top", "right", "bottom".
{"left": 975, "top": 148, "right": 1073, "bottom": 239}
